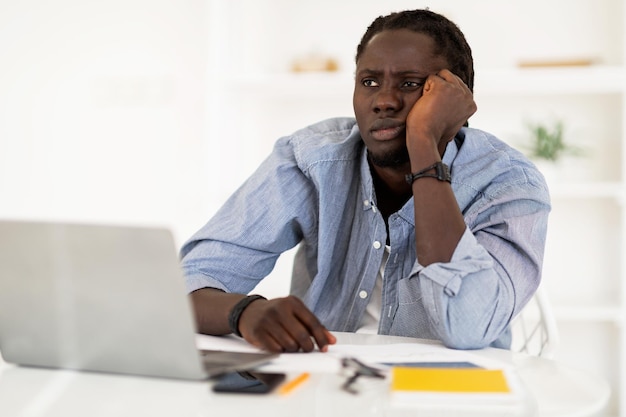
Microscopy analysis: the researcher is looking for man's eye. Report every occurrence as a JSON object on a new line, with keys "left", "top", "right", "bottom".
{"left": 402, "top": 81, "right": 424, "bottom": 88}
{"left": 362, "top": 79, "right": 379, "bottom": 87}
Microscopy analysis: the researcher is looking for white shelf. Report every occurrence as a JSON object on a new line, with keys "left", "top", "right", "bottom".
{"left": 553, "top": 306, "right": 623, "bottom": 323}
{"left": 475, "top": 65, "right": 626, "bottom": 95}
{"left": 222, "top": 72, "right": 353, "bottom": 97}
{"left": 547, "top": 181, "right": 625, "bottom": 200}
{"left": 221, "top": 65, "right": 626, "bottom": 97}
{"left": 522, "top": 306, "right": 623, "bottom": 323}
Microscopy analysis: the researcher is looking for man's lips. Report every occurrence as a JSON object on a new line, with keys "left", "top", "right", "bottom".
{"left": 370, "top": 120, "right": 405, "bottom": 141}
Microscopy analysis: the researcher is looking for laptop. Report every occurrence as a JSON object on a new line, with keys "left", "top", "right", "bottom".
{"left": 0, "top": 220, "right": 277, "bottom": 380}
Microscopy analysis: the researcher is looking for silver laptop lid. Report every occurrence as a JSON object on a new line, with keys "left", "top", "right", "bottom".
{"left": 0, "top": 220, "right": 208, "bottom": 379}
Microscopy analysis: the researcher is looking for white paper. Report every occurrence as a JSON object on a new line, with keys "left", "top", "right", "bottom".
{"left": 195, "top": 334, "right": 510, "bottom": 374}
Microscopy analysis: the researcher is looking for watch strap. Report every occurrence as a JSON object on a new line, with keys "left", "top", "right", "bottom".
{"left": 405, "top": 161, "right": 451, "bottom": 184}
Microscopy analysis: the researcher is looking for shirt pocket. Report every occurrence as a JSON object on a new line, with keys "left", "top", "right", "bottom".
{"left": 397, "top": 276, "right": 422, "bottom": 305}
{"left": 389, "top": 277, "right": 436, "bottom": 339}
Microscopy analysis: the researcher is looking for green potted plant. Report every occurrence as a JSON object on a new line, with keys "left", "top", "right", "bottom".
{"left": 525, "top": 120, "right": 585, "bottom": 182}
{"left": 527, "top": 120, "right": 580, "bottom": 162}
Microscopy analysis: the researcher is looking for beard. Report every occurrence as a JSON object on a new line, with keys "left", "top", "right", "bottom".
{"left": 367, "top": 146, "right": 411, "bottom": 168}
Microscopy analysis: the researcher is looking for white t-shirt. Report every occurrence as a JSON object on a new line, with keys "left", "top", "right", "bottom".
{"left": 356, "top": 245, "right": 390, "bottom": 334}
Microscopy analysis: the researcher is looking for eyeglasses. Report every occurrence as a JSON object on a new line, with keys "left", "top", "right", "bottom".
{"left": 340, "top": 357, "right": 386, "bottom": 394}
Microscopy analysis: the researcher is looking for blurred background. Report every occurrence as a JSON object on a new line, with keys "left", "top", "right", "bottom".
{"left": 0, "top": 0, "right": 625, "bottom": 415}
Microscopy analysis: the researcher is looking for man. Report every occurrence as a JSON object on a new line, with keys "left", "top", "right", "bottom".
{"left": 180, "top": 9, "right": 550, "bottom": 353}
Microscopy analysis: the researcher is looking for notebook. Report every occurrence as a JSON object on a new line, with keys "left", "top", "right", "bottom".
{"left": 0, "top": 220, "right": 277, "bottom": 380}
{"left": 389, "top": 365, "right": 524, "bottom": 411}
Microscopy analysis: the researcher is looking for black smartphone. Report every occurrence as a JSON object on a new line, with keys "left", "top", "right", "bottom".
{"left": 212, "top": 371, "right": 286, "bottom": 394}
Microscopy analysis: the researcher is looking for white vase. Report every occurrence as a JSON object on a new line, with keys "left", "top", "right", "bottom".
{"left": 532, "top": 156, "right": 591, "bottom": 185}
{"left": 532, "top": 159, "right": 559, "bottom": 185}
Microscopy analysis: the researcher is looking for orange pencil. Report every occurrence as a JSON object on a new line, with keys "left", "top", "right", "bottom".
{"left": 278, "top": 372, "right": 310, "bottom": 395}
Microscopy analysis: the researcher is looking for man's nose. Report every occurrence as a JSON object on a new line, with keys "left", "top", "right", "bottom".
{"left": 373, "top": 87, "right": 402, "bottom": 113}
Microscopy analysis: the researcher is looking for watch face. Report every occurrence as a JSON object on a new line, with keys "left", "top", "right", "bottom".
{"left": 437, "top": 162, "right": 451, "bottom": 182}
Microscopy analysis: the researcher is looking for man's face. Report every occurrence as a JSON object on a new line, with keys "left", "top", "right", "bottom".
{"left": 353, "top": 29, "right": 449, "bottom": 168}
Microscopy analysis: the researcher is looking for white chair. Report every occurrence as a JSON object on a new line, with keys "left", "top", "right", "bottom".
{"left": 510, "top": 285, "right": 560, "bottom": 358}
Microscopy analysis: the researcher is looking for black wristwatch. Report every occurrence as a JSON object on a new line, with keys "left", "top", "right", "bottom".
{"left": 405, "top": 161, "right": 451, "bottom": 184}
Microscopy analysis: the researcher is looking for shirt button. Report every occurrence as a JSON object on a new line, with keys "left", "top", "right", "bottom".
{"left": 363, "top": 200, "right": 370, "bottom": 207}
{"left": 359, "top": 290, "right": 368, "bottom": 299}
{"left": 373, "top": 241, "right": 382, "bottom": 249}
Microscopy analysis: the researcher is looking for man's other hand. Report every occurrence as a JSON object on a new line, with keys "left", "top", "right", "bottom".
{"left": 238, "top": 295, "right": 337, "bottom": 353}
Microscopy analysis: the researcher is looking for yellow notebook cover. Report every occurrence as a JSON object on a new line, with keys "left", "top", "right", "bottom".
{"left": 391, "top": 367, "right": 511, "bottom": 393}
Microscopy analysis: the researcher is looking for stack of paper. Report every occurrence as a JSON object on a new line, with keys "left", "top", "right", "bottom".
{"left": 389, "top": 365, "right": 525, "bottom": 413}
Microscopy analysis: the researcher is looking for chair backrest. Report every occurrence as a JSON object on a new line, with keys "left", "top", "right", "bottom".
{"left": 510, "top": 285, "right": 560, "bottom": 358}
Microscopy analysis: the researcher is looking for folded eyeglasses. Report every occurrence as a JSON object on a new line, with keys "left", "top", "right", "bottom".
{"left": 340, "top": 357, "right": 386, "bottom": 394}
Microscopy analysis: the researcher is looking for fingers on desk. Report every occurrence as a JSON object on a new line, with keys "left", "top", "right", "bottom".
{"left": 240, "top": 295, "right": 335, "bottom": 353}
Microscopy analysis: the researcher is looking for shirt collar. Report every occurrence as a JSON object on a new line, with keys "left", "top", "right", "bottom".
{"left": 357, "top": 128, "right": 466, "bottom": 220}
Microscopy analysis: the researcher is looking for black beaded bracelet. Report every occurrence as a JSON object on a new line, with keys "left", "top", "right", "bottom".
{"left": 228, "top": 294, "right": 267, "bottom": 337}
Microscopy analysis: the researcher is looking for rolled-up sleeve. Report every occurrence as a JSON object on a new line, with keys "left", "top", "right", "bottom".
{"left": 179, "top": 136, "right": 318, "bottom": 296}
{"left": 408, "top": 183, "right": 550, "bottom": 349}
{"left": 411, "top": 228, "right": 494, "bottom": 297}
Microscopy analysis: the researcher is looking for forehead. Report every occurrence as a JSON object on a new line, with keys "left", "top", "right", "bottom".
{"left": 357, "top": 29, "right": 448, "bottom": 71}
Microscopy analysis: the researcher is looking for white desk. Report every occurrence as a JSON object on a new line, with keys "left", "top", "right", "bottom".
{"left": 0, "top": 332, "right": 610, "bottom": 417}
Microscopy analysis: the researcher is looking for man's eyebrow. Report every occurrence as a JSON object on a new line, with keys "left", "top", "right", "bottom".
{"left": 356, "top": 68, "right": 428, "bottom": 77}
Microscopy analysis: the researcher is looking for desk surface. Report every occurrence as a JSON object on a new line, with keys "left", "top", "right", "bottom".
{"left": 0, "top": 332, "right": 610, "bottom": 417}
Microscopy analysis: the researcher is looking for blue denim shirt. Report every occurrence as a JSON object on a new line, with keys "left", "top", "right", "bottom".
{"left": 180, "top": 118, "right": 551, "bottom": 349}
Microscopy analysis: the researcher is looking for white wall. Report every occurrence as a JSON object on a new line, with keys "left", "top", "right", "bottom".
{"left": 0, "top": 0, "right": 211, "bottom": 246}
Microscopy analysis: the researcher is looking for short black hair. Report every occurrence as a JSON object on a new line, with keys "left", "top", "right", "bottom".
{"left": 355, "top": 9, "right": 474, "bottom": 92}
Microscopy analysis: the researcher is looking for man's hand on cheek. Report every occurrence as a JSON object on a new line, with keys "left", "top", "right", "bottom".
{"left": 406, "top": 69, "right": 477, "bottom": 154}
